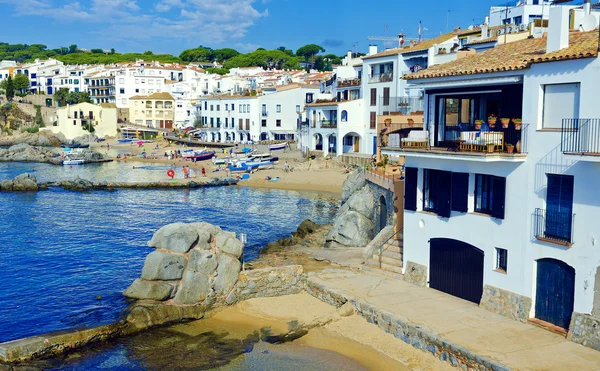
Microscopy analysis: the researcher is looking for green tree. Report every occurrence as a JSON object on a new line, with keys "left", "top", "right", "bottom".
{"left": 34, "top": 105, "right": 45, "bottom": 127}
{"left": 144, "top": 50, "right": 153, "bottom": 55}
{"left": 205, "top": 67, "right": 230, "bottom": 75}
{"left": 0, "top": 103, "right": 13, "bottom": 128}
{"left": 110, "top": 48, "right": 116, "bottom": 54}
{"left": 193, "top": 117, "right": 202, "bottom": 129}
{"left": 12, "top": 74, "right": 30, "bottom": 95}
{"left": 69, "top": 44, "right": 78, "bottom": 53}
{"left": 4, "top": 76, "right": 14, "bottom": 101}
{"left": 179, "top": 46, "right": 214, "bottom": 62}
{"left": 68, "top": 91, "right": 91, "bottom": 104}
{"left": 323, "top": 53, "right": 342, "bottom": 65}
{"left": 91, "top": 48, "right": 104, "bottom": 54}
{"left": 213, "top": 48, "right": 239, "bottom": 62}
{"left": 296, "top": 44, "right": 325, "bottom": 62}
{"left": 277, "top": 46, "right": 294, "bottom": 56}
{"left": 53, "top": 88, "right": 71, "bottom": 106}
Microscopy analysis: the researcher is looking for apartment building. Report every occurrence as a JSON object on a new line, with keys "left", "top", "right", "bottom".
{"left": 380, "top": 7, "right": 600, "bottom": 342}
{"left": 51, "top": 102, "right": 118, "bottom": 140}
{"left": 129, "top": 92, "right": 175, "bottom": 129}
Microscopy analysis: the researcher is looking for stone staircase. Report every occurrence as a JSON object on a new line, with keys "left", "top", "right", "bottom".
{"left": 363, "top": 236, "right": 404, "bottom": 279}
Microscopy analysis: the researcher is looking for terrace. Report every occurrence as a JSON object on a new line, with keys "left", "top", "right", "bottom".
{"left": 561, "top": 118, "right": 600, "bottom": 162}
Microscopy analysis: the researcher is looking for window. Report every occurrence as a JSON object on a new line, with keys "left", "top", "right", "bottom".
{"left": 261, "top": 119, "right": 267, "bottom": 127}
{"left": 276, "top": 119, "right": 281, "bottom": 127}
{"left": 122, "top": 98, "right": 127, "bottom": 105}
{"left": 404, "top": 167, "right": 418, "bottom": 211}
{"left": 423, "top": 169, "right": 452, "bottom": 218}
{"left": 239, "top": 105, "right": 242, "bottom": 113}
{"left": 451, "top": 173, "right": 469, "bottom": 213}
{"left": 344, "top": 136, "right": 353, "bottom": 146}
{"left": 370, "top": 112, "right": 376, "bottom": 129}
{"left": 135, "top": 89, "right": 139, "bottom": 93}
{"left": 306, "top": 93, "right": 314, "bottom": 103}
{"left": 475, "top": 174, "right": 506, "bottom": 219}
{"left": 231, "top": 104, "right": 235, "bottom": 111}
{"left": 276, "top": 104, "right": 281, "bottom": 113}
{"left": 239, "top": 118, "right": 243, "bottom": 129}
{"left": 246, "top": 104, "right": 250, "bottom": 112}
{"left": 296, "top": 105, "right": 300, "bottom": 113}
{"left": 370, "top": 88, "right": 376, "bottom": 106}
{"left": 148, "top": 80, "right": 154, "bottom": 85}
{"left": 204, "top": 101, "right": 208, "bottom": 110}
{"left": 341, "top": 110, "right": 348, "bottom": 122}
{"left": 210, "top": 105, "right": 214, "bottom": 111}
{"left": 542, "top": 83, "right": 580, "bottom": 129}
{"left": 120, "top": 88, "right": 125, "bottom": 94}
{"left": 225, "top": 104, "right": 228, "bottom": 111}
{"left": 217, "top": 105, "right": 220, "bottom": 111}
{"left": 495, "top": 248, "right": 508, "bottom": 273}
{"left": 135, "top": 79, "right": 139, "bottom": 84}
{"left": 544, "top": 174, "right": 574, "bottom": 242}
{"left": 225, "top": 118, "right": 228, "bottom": 127}
{"left": 383, "top": 87, "right": 390, "bottom": 106}
{"left": 119, "top": 78, "right": 125, "bottom": 84}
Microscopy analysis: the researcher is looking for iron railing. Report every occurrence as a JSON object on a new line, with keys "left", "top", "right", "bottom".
{"left": 320, "top": 120, "right": 337, "bottom": 129}
{"left": 261, "top": 111, "right": 268, "bottom": 117}
{"left": 337, "top": 78, "right": 362, "bottom": 87}
{"left": 378, "top": 227, "right": 404, "bottom": 269}
{"left": 441, "top": 123, "right": 528, "bottom": 154}
{"left": 534, "top": 208, "right": 575, "bottom": 245}
{"left": 368, "top": 72, "right": 393, "bottom": 83}
{"left": 561, "top": 118, "right": 600, "bottom": 155}
{"left": 378, "top": 96, "right": 424, "bottom": 115}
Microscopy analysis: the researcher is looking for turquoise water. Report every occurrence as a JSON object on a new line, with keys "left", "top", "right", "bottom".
{"left": 0, "top": 163, "right": 338, "bottom": 343}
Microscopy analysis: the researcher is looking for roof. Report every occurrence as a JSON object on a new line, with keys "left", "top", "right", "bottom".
{"left": 100, "top": 103, "right": 117, "bottom": 108}
{"left": 362, "top": 32, "right": 458, "bottom": 60}
{"left": 465, "top": 36, "right": 498, "bottom": 46}
{"left": 129, "top": 92, "right": 175, "bottom": 100}
{"left": 405, "top": 30, "right": 599, "bottom": 80}
{"left": 305, "top": 100, "right": 340, "bottom": 107}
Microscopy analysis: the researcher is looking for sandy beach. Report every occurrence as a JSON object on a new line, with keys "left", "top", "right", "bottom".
{"left": 93, "top": 137, "right": 349, "bottom": 194}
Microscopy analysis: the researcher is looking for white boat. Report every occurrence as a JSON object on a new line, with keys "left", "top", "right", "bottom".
{"left": 269, "top": 142, "right": 288, "bottom": 151}
{"left": 63, "top": 158, "right": 85, "bottom": 166}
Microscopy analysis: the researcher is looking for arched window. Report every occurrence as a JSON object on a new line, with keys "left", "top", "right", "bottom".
{"left": 341, "top": 110, "right": 348, "bottom": 122}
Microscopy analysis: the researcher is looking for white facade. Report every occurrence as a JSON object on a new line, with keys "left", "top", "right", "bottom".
{"left": 51, "top": 102, "right": 118, "bottom": 140}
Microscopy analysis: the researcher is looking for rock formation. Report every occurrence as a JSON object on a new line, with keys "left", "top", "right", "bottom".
{"left": 124, "top": 222, "right": 244, "bottom": 308}
{"left": 326, "top": 168, "right": 375, "bottom": 248}
{"left": 0, "top": 173, "right": 39, "bottom": 192}
{"left": 0, "top": 131, "right": 66, "bottom": 147}
{"left": 0, "top": 143, "right": 62, "bottom": 164}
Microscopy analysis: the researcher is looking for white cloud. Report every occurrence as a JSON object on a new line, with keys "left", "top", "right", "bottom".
{"left": 1, "top": 0, "right": 268, "bottom": 45}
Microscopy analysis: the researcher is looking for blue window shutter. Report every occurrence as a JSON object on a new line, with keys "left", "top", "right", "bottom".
{"left": 451, "top": 172, "right": 469, "bottom": 213}
{"left": 405, "top": 167, "right": 418, "bottom": 211}
{"left": 491, "top": 176, "right": 506, "bottom": 219}
{"left": 437, "top": 171, "right": 452, "bottom": 218}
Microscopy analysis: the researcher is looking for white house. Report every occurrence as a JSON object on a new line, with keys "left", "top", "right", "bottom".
{"left": 380, "top": 6, "right": 600, "bottom": 344}
{"left": 51, "top": 102, "right": 118, "bottom": 140}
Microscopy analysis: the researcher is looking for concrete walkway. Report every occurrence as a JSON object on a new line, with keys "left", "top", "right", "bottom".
{"left": 307, "top": 268, "right": 600, "bottom": 371}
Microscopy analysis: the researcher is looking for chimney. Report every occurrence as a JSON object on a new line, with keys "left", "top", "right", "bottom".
{"left": 547, "top": 6, "right": 570, "bottom": 53}
{"left": 481, "top": 16, "right": 489, "bottom": 38}
{"left": 347, "top": 50, "right": 352, "bottom": 65}
{"left": 584, "top": 0, "right": 591, "bottom": 15}
{"left": 399, "top": 33, "right": 405, "bottom": 47}
{"left": 369, "top": 44, "right": 378, "bottom": 55}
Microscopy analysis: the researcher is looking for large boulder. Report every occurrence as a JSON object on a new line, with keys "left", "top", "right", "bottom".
{"left": 124, "top": 279, "right": 175, "bottom": 301}
{"left": 0, "top": 173, "right": 39, "bottom": 192}
{"left": 216, "top": 231, "right": 243, "bottom": 259}
{"left": 294, "top": 219, "right": 319, "bottom": 238}
{"left": 173, "top": 271, "right": 211, "bottom": 305}
{"left": 188, "top": 249, "right": 218, "bottom": 275}
{"left": 341, "top": 168, "right": 366, "bottom": 204}
{"left": 214, "top": 254, "right": 242, "bottom": 295}
{"left": 140, "top": 251, "right": 185, "bottom": 281}
{"left": 326, "top": 185, "right": 375, "bottom": 248}
{"left": 148, "top": 223, "right": 199, "bottom": 253}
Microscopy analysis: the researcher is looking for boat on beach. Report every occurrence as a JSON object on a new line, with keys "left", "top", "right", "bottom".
{"left": 183, "top": 151, "right": 216, "bottom": 161}
{"left": 269, "top": 142, "right": 288, "bottom": 151}
{"left": 118, "top": 139, "right": 133, "bottom": 143}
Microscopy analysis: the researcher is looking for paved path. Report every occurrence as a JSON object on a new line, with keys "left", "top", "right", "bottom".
{"left": 307, "top": 268, "right": 600, "bottom": 371}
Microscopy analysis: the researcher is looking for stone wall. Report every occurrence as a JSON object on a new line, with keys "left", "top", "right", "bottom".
{"left": 568, "top": 312, "right": 600, "bottom": 351}
{"left": 366, "top": 180, "right": 395, "bottom": 236}
{"left": 404, "top": 261, "right": 427, "bottom": 287}
{"left": 226, "top": 265, "right": 305, "bottom": 305}
{"left": 479, "top": 285, "right": 532, "bottom": 323}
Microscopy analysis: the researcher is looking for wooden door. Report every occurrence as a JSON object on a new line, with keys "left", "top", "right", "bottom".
{"left": 535, "top": 258, "right": 575, "bottom": 329}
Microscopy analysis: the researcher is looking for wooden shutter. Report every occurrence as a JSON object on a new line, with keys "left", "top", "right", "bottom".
{"left": 370, "top": 88, "right": 376, "bottom": 106}
{"left": 383, "top": 87, "right": 390, "bottom": 106}
{"left": 451, "top": 172, "right": 469, "bottom": 213}
{"left": 370, "top": 112, "right": 376, "bottom": 129}
{"left": 437, "top": 171, "right": 452, "bottom": 218}
{"left": 491, "top": 176, "right": 506, "bottom": 219}
{"left": 405, "top": 167, "right": 418, "bottom": 211}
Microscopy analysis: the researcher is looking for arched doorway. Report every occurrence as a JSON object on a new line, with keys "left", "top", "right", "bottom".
{"left": 535, "top": 258, "right": 575, "bottom": 329}
{"left": 314, "top": 133, "right": 323, "bottom": 151}
{"left": 342, "top": 133, "right": 361, "bottom": 153}
{"left": 429, "top": 239, "right": 484, "bottom": 304}
{"left": 260, "top": 132, "right": 269, "bottom": 141}
{"left": 377, "top": 195, "right": 388, "bottom": 235}
{"left": 217, "top": 132, "right": 222, "bottom": 142}
{"left": 231, "top": 132, "right": 236, "bottom": 142}
{"left": 328, "top": 134, "right": 337, "bottom": 154}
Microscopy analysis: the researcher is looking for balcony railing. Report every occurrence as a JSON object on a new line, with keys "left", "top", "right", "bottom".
{"left": 320, "top": 120, "right": 338, "bottom": 129}
{"left": 378, "top": 96, "right": 424, "bottom": 115}
{"left": 534, "top": 208, "right": 575, "bottom": 246}
{"left": 368, "top": 72, "right": 393, "bottom": 83}
{"left": 262, "top": 111, "right": 268, "bottom": 117}
{"left": 337, "top": 78, "right": 361, "bottom": 87}
{"left": 561, "top": 118, "right": 600, "bottom": 155}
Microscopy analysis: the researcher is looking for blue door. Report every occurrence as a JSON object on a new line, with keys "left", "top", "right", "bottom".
{"left": 372, "top": 135, "right": 377, "bottom": 154}
{"left": 545, "top": 174, "right": 574, "bottom": 242}
{"left": 535, "top": 258, "right": 575, "bottom": 329}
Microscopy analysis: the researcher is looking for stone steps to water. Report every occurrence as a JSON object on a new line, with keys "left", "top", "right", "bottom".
{"left": 365, "top": 260, "right": 403, "bottom": 274}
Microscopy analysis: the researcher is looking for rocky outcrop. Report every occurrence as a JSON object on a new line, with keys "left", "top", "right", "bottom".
{"left": 326, "top": 185, "right": 375, "bottom": 248}
{"left": 259, "top": 219, "right": 328, "bottom": 255}
{"left": 341, "top": 168, "right": 366, "bottom": 204}
{"left": 0, "top": 173, "right": 39, "bottom": 192}
{"left": 0, "top": 143, "right": 62, "bottom": 165}
{"left": 44, "top": 177, "right": 239, "bottom": 191}
{"left": 0, "top": 131, "right": 66, "bottom": 147}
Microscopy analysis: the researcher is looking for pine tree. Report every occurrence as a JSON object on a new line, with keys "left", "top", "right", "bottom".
{"left": 5, "top": 76, "right": 14, "bottom": 101}
{"left": 35, "top": 105, "right": 44, "bottom": 127}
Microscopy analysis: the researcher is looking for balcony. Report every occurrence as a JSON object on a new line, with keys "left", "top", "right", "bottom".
{"left": 379, "top": 97, "right": 424, "bottom": 115}
{"left": 262, "top": 111, "right": 268, "bottom": 117}
{"left": 561, "top": 118, "right": 600, "bottom": 161}
{"left": 382, "top": 124, "right": 529, "bottom": 163}
{"left": 337, "top": 78, "right": 361, "bottom": 87}
{"left": 368, "top": 72, "right": 393, "bottom": 84}
{"left": 534, "top": 208, "right": 575, "bottom": 247}
{"left": 320, "top": 120, "right": 338, "bottom": 129}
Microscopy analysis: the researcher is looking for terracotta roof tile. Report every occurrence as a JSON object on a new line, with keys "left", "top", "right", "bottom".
{"left": 129, "top": 92, "right": 175, "bottom": 100}
{"left": 465, "top": 36, "right": 498, "bottom": 46}
{"left": 405, "top": 31, "right": 599, "bottom": 80}
{"left": 362, "top": 32, "right": 458, "bottom": 60}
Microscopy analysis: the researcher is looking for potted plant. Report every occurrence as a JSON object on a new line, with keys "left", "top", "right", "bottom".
{"left": 513, "top": 118, "right": 522, "bottom": 130}
{"left": 407, "top": 117, "right": 414, "bottom": 127}
{"left": 501, "top": 117, "right": 510, "bottom": 129}
{"left": 487, "top": 143, "right": 495, "bottom": 153}
{"left": 438, "top": 47, "right": 446, "bottom": 54}
{"left": 506, "top": 143, "right": 514, "bottom": 154}
{"left": 474, "top": 119, "right": 484, "bottom": 130}
{"left": 488, "top": 114, "right": 497, "bottom": 127}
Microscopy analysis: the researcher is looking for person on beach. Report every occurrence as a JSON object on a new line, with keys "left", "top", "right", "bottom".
{"left": 284, "top": 161, "right": 289, "bottom": 172}
{"left": 201, "top": 167, "right": 206, "bottom": 177}
{"left": 183, "top": 166, "right": 188, "bottom": 179}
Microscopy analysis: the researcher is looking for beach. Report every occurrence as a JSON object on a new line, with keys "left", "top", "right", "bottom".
{"left": 95, "top": 137, "right": 349, "bottom": 194}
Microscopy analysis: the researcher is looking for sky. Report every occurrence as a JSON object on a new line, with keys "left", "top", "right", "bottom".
{"left": 0, "top": 0, "right": 579, "bottom": 56}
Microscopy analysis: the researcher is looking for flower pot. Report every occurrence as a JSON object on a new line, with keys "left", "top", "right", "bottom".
{"left": 475, "top": 122, "right": 482, "bottom": 130}
{"left": 488, "top": 119, "right": 496, "bottom": 126}
{"left": 501, "top": 119, "right": 510, "bottom": 129}
{"left": 487, "top": 144, "right": 495, "bottom": 153}
{"left": 515, "top": 140, "right": 522, "bottom": 153}
{"left": 384, "top": 118, "right": 392, "bottom": 125}
{"left": 407, "top": 119, "right": 414, "bottom": 127}
{"left": 514, "top": 122, "right": 522, "bottom": 130}
{"left": 506, "top": 145, "right": 514, "bottom": 154}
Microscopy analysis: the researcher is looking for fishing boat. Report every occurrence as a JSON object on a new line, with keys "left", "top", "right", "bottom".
{"left": 118, "top": 139, "right": 133, "bottom": 143}
{"left": 269, "top": 142, "right": 288, "bottom": 151}
{"left": 183, "top": 150, "right": 216, "bottom": 161}
{"left": 62, "top": 158, "right": 85, "bottom": 166}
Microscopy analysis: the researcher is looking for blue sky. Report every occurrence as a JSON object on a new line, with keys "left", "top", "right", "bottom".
{"left": 0, "top": 0, "right": 554, "bottom": 56}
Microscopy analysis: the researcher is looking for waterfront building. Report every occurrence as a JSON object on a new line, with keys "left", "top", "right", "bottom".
{"left": 380, "top": 6, "right": 600, "bottom": 337}
{"left": 51, "top": 102, "right": 118, "bottom": 140}
{"left": 129, "top": 92, "right": 175, "bottom": 129}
